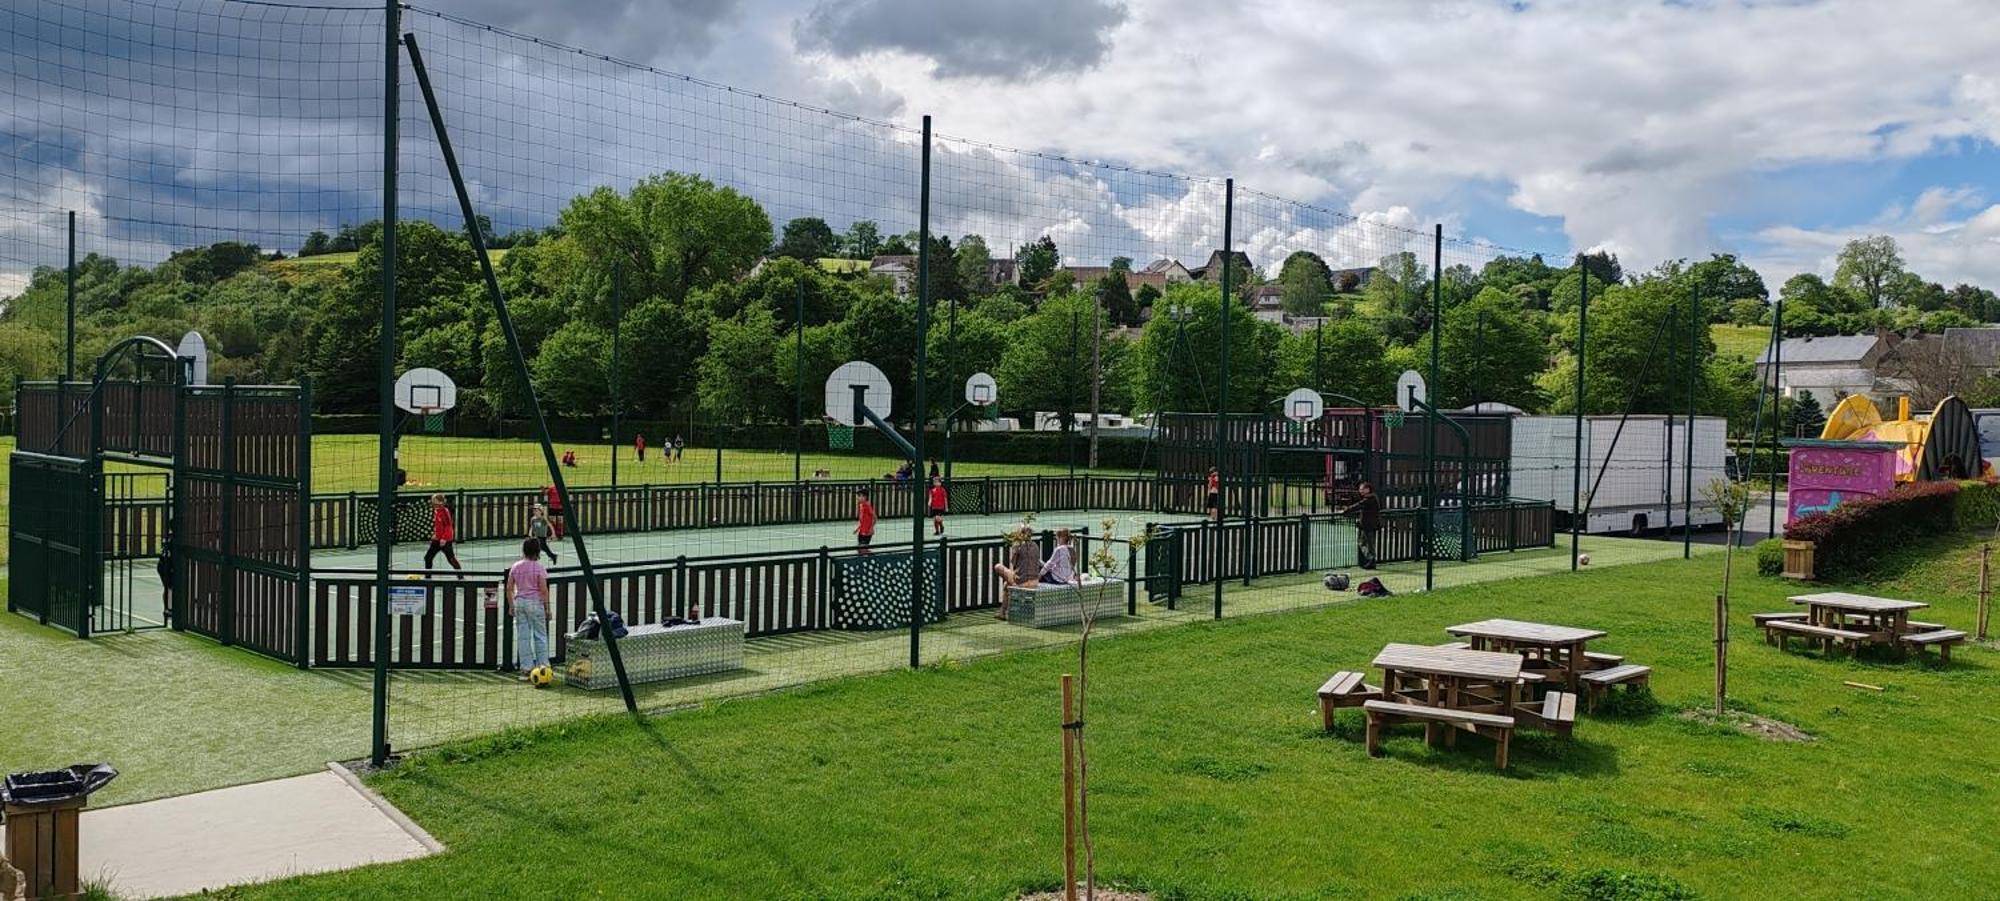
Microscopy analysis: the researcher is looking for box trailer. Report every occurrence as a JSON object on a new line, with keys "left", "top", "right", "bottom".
{"left": 1509, "top": 415, "right": 1729, "bottom": 535}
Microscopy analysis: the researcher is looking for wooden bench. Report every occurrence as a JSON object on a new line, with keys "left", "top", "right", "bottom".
{"left": 1578, "top": 664, "right": 1651, "bottom": 711}
{"left": 1762, "top": 619, "right": 1870, "bottom": 657}
{"left": 1316, "top": 670, "right": 1383, "bottom": 730}
{"left": 1752, "top": 611, "right": 1808, "bottom": 626}
{"left": 1361, "top": 700, "right": 1516, "bottom": 769}
{"left": 1433, "top": 641, "right": 1471, "bottom": 650}
{"left": 1537, "top": 691, "right": 1579, "bottom": 736}
{"left": 1902, "top": 629, "right": 1968, "bottom": 664}
{"left": 1582, "top": 651, "right": 1624, "bottom": 668}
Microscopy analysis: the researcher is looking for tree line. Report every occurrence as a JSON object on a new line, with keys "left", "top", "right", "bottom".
{"left": 4, "top": 171, "right": 1995, "bottom": 438}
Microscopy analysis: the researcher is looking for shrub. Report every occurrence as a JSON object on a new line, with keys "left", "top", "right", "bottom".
{"left": 1785, "top": 481, "right": 1959, "bottom": 579}
{"left": 1954, "top": 478, "right": 2000, "bottom": 532}
{"left": 1754, "top": 537, "right": 1784, "bottom": 576}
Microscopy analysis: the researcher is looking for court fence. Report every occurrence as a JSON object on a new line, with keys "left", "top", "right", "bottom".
{"left": 303, "top": 481, "right": 1555, "bottom": 671}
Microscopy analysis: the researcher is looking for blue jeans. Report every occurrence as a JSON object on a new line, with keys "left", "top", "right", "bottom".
{"left": 514, "top": 597, "right": 550, "bottom": 672}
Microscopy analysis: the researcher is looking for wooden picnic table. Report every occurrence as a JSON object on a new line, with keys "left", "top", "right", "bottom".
{"left": 1790, "top": 592, "right": 1928, "bottom": 644}
{"left": 1446, "top": 618, "right": 1608, "bottom": 691}
{"left": 1372, "top": 643, "right": 1525, "bottom": 749}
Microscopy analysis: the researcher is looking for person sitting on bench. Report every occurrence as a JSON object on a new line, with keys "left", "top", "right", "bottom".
{"left": 1041, "top": 528, "right": 1080, "bottom": 587}
{"left": 991, "top": 525, "right": 1042, "bottom": 620}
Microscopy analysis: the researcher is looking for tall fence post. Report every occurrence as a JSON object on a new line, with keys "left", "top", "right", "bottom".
{"left": 219, "top": 379, "right": 237, "bottom": 646}
{"left": 1213, "top": 177, "right": 1233, "bottom": 621}
{"left": 370, "top": 0, "right": 401, "bottom": 768}
{"left": 908, "top": 113, "right": 933, "bottom": 670}
{"left": 1570, "top": 261, "right": 1589, "bottom": 571}
{"left": 296, "top": 378, "right": 314, "bottom": 669}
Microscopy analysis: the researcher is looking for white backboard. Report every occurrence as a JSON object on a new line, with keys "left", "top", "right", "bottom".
{"left": 177, "top": 331, "right": 209, "bottom": 386}
{"left": 395, "top": 367, "right": 459, "bottom": 414}
{"left": 1396, "top": 370, "right": 1427, "bottom": 413}
{"left": 965, "top": 371, "right": 998, "bottom": 407}
{"left": 824, "top": 360, "right": 892, "bottom": 427}
{"left": 1283, "top": 387, "right": 1325, "bottom": 423}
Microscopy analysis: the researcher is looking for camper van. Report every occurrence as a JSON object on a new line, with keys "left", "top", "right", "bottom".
{"left": 1509, "top": 415, "right": 1729, "bottom": 535}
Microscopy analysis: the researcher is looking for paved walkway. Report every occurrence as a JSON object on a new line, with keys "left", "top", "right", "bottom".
{"left": 79, "top": 766, "right": 440, "bottom": 899}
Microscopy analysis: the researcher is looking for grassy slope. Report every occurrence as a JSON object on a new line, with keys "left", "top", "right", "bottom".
{"left": 1711, "top": 323, "right": 1771, "bottom": 361}
{"left": 232, "top": 537, "right": 1999, "bottom": 900}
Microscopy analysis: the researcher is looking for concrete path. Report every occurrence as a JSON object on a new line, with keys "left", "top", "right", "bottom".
{"left": 79, "top": 765, "right": 440, "bottom": 899}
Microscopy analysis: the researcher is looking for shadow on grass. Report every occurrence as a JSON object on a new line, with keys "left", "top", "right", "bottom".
{"left": 1315, "top": 710, "right": 1622, "bottom": 779}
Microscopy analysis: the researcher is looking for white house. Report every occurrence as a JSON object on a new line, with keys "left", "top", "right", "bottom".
{"left": 1752, "top": 334, "right": 1892, "bottom": 406}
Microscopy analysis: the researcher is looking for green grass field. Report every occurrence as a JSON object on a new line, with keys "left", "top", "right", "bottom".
{"left": 191, "top": 535, "right": 1996, "bottom": 900}
{"left": 1711, "top": 323, "right": 1772, "bottom": 361}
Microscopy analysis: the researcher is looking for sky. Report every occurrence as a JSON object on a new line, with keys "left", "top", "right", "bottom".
{"left": 5, "top": 0, "right": 1999, "bottom": 295}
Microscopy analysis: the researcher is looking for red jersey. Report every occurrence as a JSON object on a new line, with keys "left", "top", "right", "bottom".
{"left": 544, "top": 485, "right": 562, "bottom": 510}
{"left": 929, "top": 485, "right": 947, "bottom": 509}
{"left": 432, "top": 506, "right": 456, "bottom": 542}
{"left": 1207, "top": 472, "right": 1219, "bottom": 492}
{"left": 636, "top": 436, "right": 646, "bottom": 451}
{"left": 856, "top": 501, "right": 876, "bottom": 536}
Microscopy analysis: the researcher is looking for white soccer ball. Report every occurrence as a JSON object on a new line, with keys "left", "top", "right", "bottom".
{"left": 1578, "top": 553, "right": 1592, "bottom": 567}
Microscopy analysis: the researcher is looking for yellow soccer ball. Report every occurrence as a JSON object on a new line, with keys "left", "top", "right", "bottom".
{"left": 528, "top": 665, "right": 555, "bottom": 687}
{"left": 403, "top": 573, "right": 423, "bottom": 581}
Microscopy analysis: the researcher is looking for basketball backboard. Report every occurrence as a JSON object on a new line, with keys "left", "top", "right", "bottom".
{"left": 1283, "top": 387, "right": 1324, "bottom": 423}
{"left": 965, "top": 371, "right": 998, "bottom": 407}
{"left": 395, "top": 367, "right": 459, "bottom": 414}
{"left": 824, "top": 360, "right": 892, "bottom": 427}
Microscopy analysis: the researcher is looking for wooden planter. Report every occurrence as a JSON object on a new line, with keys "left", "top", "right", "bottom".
{"left": 1782, "top": 540, "right": 1816, "bottom": 581}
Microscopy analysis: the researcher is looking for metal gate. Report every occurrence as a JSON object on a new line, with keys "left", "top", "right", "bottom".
{"left": 100, "top": 471, "right": 173, "bottom": 633}
{"left": 7, "top": 452, "right": 99, "bottom": 636}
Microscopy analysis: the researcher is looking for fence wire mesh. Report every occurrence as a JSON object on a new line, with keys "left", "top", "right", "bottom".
{"left": 0, "top": 0, "right": 1744, "bottom": 761}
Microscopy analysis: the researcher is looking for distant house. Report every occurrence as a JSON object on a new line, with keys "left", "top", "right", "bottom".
{"left": 1141, "top": 258, "right": 1194, "bottom": 283}
{"left": 1942, "top": 327, "right": 2000, "bottom": 375}
{"left": 1245, "top": 284, "right": 1286, "bottom": 323}
{"left": 868, "top": 254, "right": 918, "bottom": 296}
{"left": 985, "top": 257, "right": 1019, "bottom": 288}
{"left": 1754, "top": 334, "right": 1894, "bottom": 406}
{"left": 1189, "top": 250, "right": 1255, "bottom": 282}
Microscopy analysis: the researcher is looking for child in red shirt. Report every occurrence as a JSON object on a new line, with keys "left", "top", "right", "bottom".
{"left": 543, "top": 484, "right": 566, "bottom": 539}
{"left": 425, "top": 493, "right": 462, "bottom": 573}
{"left": 929, "top": 477, "right": 947, "bottom": 535}
{"left": 854, "top": 488, "right": 876, "bottom": 554}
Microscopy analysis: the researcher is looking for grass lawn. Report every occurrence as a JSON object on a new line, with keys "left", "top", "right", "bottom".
{"left": 219, "top": 535, "right": 1998, "bottom": 900}
{"left": 1711, "top": 323, "right": 1771, "bottom": 361}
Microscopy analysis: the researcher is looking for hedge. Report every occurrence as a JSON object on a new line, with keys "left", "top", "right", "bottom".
{"left": 1784, "top": 481, "right": 1960, "bottom": 579}
{"left": 1754, "top": 537, "right": 1784, "bottom": 576}
{"left": 1954, "top": 478, "right": 2000, "bottom": 532}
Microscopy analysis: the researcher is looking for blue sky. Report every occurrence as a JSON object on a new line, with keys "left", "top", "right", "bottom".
{"left": 5, "top": 0, "right": 1998, "bottom": 293}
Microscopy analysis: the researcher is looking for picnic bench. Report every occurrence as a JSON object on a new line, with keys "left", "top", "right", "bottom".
{"left": 1578, "top": 665, "right": 1651, "bottom": 711}
{"left": 1445, "top": 619, "right": 1612, "bottom": 691}
{"left": 1316, "top": 670, "right": 1383, "bottom": 730}
{"left": 1366, "top": 642, "right": 1532, "bottom": 768}
{"left": 1769, "top": 593, "right": 1965, "bottom": 663}
{"left": 1363, "top": 700, "right": 1515, "bottom": 768}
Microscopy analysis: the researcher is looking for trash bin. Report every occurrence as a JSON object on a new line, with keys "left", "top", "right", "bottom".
{"left": 2, "top": 764, "right": 117, "bottom": 900}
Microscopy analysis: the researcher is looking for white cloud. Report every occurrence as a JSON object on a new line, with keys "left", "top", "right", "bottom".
{"left": 791, "top": 0, "right": 2000, "bottom": 280}
{"left": 1753, "top": 189, "right": 2000, "bottom": 289}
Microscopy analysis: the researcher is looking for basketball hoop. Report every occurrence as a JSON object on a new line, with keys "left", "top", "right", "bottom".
{"left": 825, "top": 419, "right": 856, "bottom": 450}
{"left": 1384, "top": 409, "right": 1407, "bottom": 429}
{"left": 420, "top": 407, "right": 446, "bottom": 434}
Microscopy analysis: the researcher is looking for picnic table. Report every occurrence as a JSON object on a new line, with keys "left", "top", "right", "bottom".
{"left": 1446, "top": 618, "right": 1608, "bottom": 691}
{"left": 1771, "top": 592, "right": 1968, "bottom": 661}
{"left": 1791, "top": 592, "right": 1926, "bottom": 637}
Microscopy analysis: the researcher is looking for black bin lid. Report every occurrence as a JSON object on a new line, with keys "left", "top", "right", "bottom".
{"left": 2, "top": 764, "right": 118, "bottom": 807}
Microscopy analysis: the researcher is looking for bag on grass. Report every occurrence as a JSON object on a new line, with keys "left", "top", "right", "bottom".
{"left": 1323, "top": 572, "right": 1351, "bottom": 591}
{"left": 1356, "top": 577, "right": 1391, "bottom": 598}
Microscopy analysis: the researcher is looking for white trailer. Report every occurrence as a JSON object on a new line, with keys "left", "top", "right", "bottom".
{"left": 1508, "top": 415, "right": 1729, "bottom": 535}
